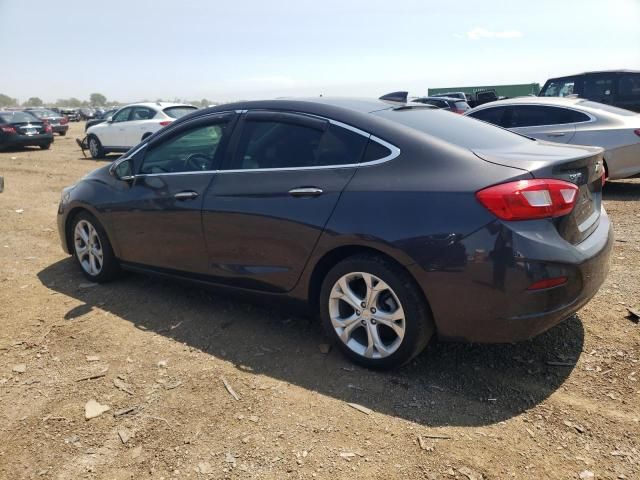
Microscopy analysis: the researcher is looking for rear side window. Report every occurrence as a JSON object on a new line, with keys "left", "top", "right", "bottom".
{"left": 374, "top": 108, "right": 532, "bottom": 149}
{"left": 468, "top": 107, "right": 508, "bottom": 127}
{"left": 131, "top": 107, "right": 156, "bottom": 120}
{"left": 164, "top": 106, "right": 198, "bottom": 119}
{"left": 508, "top": 106, "right": 589, "bottom": 127}
{"left": 617, "top": 74, "right": 640, "bottom": 99}
{"left": 583, "top": 76, "right": 614, "bottom": 99}
{"left": 362, "top": 140, "right": 392, "bottom": 162}
{"left": 231, "top": 120, "right": 367, "bottom": 170}
{"left": 578, "top": 100, "right": 638, "bottom": 116}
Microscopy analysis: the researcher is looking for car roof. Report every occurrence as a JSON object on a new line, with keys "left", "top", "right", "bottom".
{"left": 120, "top": 102, "right": 195, "bottom": 110}
{"left": 546, "top": 69, "right": 640, "bottom": 80}
{"left": 471, "top": 96, "right": 583, "bottom": 108}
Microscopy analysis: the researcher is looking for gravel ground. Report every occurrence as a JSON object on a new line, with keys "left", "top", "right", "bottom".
{"left": 0, "top": 122, "right": 638, "bottom": 480}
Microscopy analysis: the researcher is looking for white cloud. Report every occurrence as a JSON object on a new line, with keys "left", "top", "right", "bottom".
{"left": 466, "top": 27, "right": 523, "bottom": 40}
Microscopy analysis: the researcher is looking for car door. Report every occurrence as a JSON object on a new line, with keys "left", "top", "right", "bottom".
{"left": 127, "top": 106, "right": 159, "bottom": 146}
{"left": 105, "top": 113, "right": 236, "bottom": 273}
{"left": 506, "top": 105, "right": 576, "bottom": 143}
{"left": 583, "top": 73, "right": 615, "bottom": 105}
{"left": 99, "top": 107, "right": 133, "bottom": 148}
{"left": 616, "top": 73, "right": 640, "bottom": 112}
{"left": 201, "top": 111, "right": 369, "bottom": 292}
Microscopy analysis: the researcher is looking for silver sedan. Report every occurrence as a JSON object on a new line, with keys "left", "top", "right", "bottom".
{"left": 464, "top": 97, "right": 640, "bottom": 180}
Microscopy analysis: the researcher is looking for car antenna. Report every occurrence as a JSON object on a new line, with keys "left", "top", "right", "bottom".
{"left": 379, "top": 91, "right": 408, "bottom": 103}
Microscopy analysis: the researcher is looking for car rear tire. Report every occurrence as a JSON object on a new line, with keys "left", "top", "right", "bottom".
{"left": 70, "top": 212, "right": 120, "bottom": 283}
{"left": 319, "top": 254, "right": 434, "bottom": 369}
{"left": 40, "top": 143, "right": 51, "bottom": 150}
{"left": 88, "top": 135, "right": 105, "bottom": 159}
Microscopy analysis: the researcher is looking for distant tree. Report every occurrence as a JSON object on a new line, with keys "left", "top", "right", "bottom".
{"left": 0, "top": 93, "right": 18, "bottom": 107}
{"left": 90, "top": 93, "right": 107, "bottom": 106}
{"left": 24, "top": 97, "right": 44, "bottom": 107}
{"left": 56, "top": 97, "right": 82, "bottom": 107}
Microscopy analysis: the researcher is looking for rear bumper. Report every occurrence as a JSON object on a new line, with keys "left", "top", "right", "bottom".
{"left": 1, "top": 134, "right": 53, "bottom": 147}
{"left": 52, "top": 125, "right": 69, "bottom": 134}
{"left": 411, "top": 208, "right": 613, "bottom": 343}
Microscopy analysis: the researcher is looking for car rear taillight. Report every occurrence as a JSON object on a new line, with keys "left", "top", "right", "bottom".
{"left": 476, "top": 179, "right": 579, "bottom": 221}
{"left": 0, "top": 125, "right": 16, "bottom": 134}
{"left": 60, "top": 117, "right": 68, "bottom": 125}
{"left": 159, "top": 120, "right": 172, "bottom": 126}
{"left": 527, "top": 276, "right": 568, "bottom": 290}
{"left": 634, "top": 129, "right": 640, "bottom": 137}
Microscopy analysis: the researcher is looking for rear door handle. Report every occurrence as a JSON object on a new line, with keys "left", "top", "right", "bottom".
{"left": 174, "top": 191, "right": 199, "bottom": 200}
{"left": 288, "top": 187, "right": 323, "bottom": 197}
{"left": 546, "top": 132, "right": 566, "bottom": 137}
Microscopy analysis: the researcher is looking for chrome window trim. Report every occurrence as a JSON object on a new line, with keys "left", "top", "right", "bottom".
{"left": 472, "top": 103, "right": 597, "bottom": 129}
{"left": 131, "top": 109, "right": 401, "bottom": 177}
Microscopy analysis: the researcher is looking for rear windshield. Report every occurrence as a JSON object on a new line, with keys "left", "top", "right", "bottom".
{"left": 372, "top": 108, "right": 533, "bottom": 149}
{"left": 29, "top": 109, "right": 57, "bottom": 118}
{"left": 0, "top": 111, "right": 40, "bottom": 123}
{"left": 578, "top": 100, "right": 638, "bottom": 116}
{"left": 163, "top": 106, "right": 198, "bottom": 119}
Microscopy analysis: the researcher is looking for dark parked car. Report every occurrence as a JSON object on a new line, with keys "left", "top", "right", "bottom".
{"left": 57, "top": 97, "right": 612, "bottom": 368}
{"left": 60, "top": 108, "right": 81, "bottom": 122}
{"left": 540, "top": 70, "right": 640, "bottom": 112}
{"left": 0, "top": 110, "right": 53, "bottom": 150}
{"left": 24, "top": 108, "right": 69, "bottom": 136}
{"left": 432, "top": 89, "right": 499, "bottom": 107}
{"left": 412, "top": 96, "right": 471, "bottom": 113}
{"left": 84, "top": 108, "right": 118, "bottom": 132}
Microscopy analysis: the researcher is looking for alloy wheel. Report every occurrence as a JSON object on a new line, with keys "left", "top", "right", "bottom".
{"left": 329, "top": 272, "right": 406, "bottom": 359}
{"left": 74, "top": 219, "right": 104, "bottom": 276}
{"left": 89, "top": 138, "right": 99, "bottom": 157}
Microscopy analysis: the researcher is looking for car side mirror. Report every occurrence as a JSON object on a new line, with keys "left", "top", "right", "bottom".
{"left": 106, "top": 116, "right": 114, "bottom": 123}
{"left": 110, "top": 158, "right": 134, "bottom": 181}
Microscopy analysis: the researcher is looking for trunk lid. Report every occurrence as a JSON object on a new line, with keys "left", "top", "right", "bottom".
{"left": 12, "top": 121, "right": 46, "bottom": 136}
{"left": 474, "top": 140, "right": 605, "bottom": 244}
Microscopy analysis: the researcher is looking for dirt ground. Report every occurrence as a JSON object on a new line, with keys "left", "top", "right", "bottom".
{"left": 0, "top": 122, "right": 638, "bottom": 480}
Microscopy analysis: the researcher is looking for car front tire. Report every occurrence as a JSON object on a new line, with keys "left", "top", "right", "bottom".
{"left": 70, "top": 212, "right": 120, "bottom": 283}
{"left": 87, "top": 135, "right": 105, "bottom": 159}
{"left": 319, "top": 254, "right": 434, "bottom": 369}
{"left": 40, "top": 143, "right": 51, "bottom": 150}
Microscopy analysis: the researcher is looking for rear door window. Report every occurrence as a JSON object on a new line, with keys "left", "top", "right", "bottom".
{"left": 230, "top": 116, "right": 367, "bottom": 170}
{"left": 508, "top": 106, "right": 591, "bottom": 127}
{"left": 617, "top": 73, "right": 640, "bottom": 99}
{"left": 468, "top": 107, "right": 509, "bottom": 127}
{"left": 131, "top": 107, "right": 156, "bottom": 120}
{"left": 583, "top": 75, "right": 614, "bottom": 101}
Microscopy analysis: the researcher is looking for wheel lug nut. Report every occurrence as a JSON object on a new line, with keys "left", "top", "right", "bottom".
{"left": 356, "top": 310, "right": 361, "bottom": 316}
{"left": 370, "top": 307, "right": 377, "bottom": 313}
{"left": 361, "top": 319, "right": 367, "bottom": 326}
{"left": 371, "top": 319, "right": 377, "bottom": 325}
{"left": 360, "top": 302, "right": 366, "bottom": 308}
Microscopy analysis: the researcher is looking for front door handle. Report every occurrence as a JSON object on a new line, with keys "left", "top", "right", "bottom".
{"left": 288, "top": 187, "right": 323, "bottom": 197}
{"left": 174, "top": 191, "right": 199, "bottom": 200}
{"left": 546, "top": 132, "right": 566, "bottom": 137}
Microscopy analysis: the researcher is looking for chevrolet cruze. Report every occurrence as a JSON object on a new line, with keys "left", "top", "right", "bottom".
{"left": 57, "top": 97, "right": 612, "bottom": 368}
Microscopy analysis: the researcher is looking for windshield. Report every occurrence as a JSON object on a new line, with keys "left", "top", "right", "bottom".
{"left": 541, "top": 79, "right": 576, "bottom": 97}
{"left": 578, "top": 100, "right": 638, "bottom": 116}
{"left": 372, "top": 108, "right": 533, "bottom": 149}
{"left": 163, "top": 106, "right": 198, "bottom": 119}
{"left": 29, "top": 109, "right": 57, "bottom": 118}
{"left": 0, "top": 111, "right": 40, "bottom": 123}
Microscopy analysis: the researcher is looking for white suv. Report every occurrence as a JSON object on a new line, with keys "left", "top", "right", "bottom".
{"left": 86, "top": 102, "right": 197, "bottom": 158}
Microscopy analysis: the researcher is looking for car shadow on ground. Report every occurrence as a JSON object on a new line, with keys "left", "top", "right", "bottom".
{"left": 603, "top": 180, "right": 640, "bottom": 201}
{"left": 38, "top": 258, "right": 583, "bottom": 428}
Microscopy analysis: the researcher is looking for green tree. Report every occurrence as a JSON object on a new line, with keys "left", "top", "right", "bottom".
{"left": 24, "top": 97, "right": 44, "bottom": 107}
{"left": 0, "top": 93, "right": 18, "bottom": 108}
{"left": 56, "top": 97, "right": 82, "bottom": 107}
{"left": 90, "top": 93, "right": 107, "bottom": 106}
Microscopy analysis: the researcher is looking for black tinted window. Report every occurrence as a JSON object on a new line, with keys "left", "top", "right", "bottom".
{"left": 232, "top": 121, "right": 367, "bottom": 170}
{"left": 468, "top": 107, "right": 508, "bottom": 127}
{"left": 618, "top": 74, "right": 640, "bottom": 99}
{"left": 363, "top": 140, "right": 391, "bottom": 162}
{"left": 164, "top": 106, "right": 198, "bottom": 119}
{"left": 541, "top": 79, "right": 577, "bottom": 97}
{"left": 141, "top": 122, "right": 227, "bottom": 174}
{"left": 583, "top": 76, "right": 613, "bottom": 99}
{"left": 131, "top": 107, "right": 156, "bottom": 120}
{"left": 508, "top": 106, "right": 589, "bottom": 127}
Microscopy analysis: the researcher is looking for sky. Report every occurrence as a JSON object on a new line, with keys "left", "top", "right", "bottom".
{"left": 1, "top": 0, "right": 639, "bottom": 103}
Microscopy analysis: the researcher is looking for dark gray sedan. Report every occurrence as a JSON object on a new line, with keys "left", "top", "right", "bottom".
{"left": 25, "top": 108, "right": 69, "bottom": 136}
